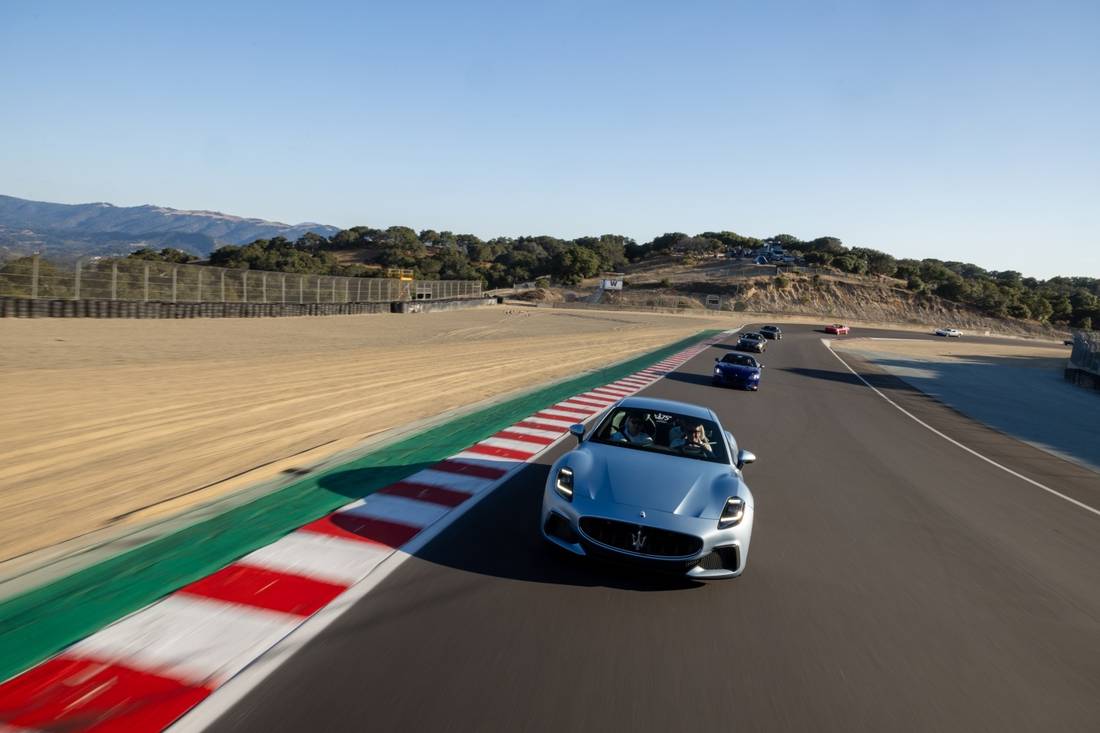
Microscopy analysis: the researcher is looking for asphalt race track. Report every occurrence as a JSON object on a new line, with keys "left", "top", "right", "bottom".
{"left": 204, "top": 325, "right": 1100, "bottom": 733}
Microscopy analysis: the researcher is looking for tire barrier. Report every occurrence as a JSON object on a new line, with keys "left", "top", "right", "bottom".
{"left": 1064, "top": 367, "right": 1100, "bottom": 391}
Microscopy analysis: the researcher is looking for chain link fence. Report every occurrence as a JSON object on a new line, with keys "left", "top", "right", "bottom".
{"left": 0, "top": 255, "right": 481, "bottom": 304}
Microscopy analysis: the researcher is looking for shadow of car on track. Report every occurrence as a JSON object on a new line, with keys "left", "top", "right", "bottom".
{"left": 413, "top": 463, "right": 707, "bottom": 592}
{"left": 663, "top": 371, "right": 723, "bottom": 387}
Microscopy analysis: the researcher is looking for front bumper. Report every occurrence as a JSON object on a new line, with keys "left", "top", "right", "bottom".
{"left": 712, "top": 372, "right": 759, "bottom": 390}
{"left": 541, "top": 485, "right": 753, "bottom": 580}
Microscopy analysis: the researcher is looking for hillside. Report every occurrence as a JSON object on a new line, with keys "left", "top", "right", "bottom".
{"left": 0, "top": 195, "right": 339, "bottom": 260}
{"left": 520, "top": 263, "right": 1063, "bottom": 337}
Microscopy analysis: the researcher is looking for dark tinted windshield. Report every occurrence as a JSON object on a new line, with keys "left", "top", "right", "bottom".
{"left": 721, "top": 354, "right": 758, "bottom": 367}
{"left": 761, "top": 326, "right": 778, "bottom": 332}
{"left": 589, "top": 407, "right": 729, "bottom": 464}
{"left": 742, "top": 333, "right": 763, "bottom": 340}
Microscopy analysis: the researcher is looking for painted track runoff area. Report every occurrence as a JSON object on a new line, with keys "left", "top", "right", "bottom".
{"left": 0, "top": 329, "right": 736, "bottom": 732}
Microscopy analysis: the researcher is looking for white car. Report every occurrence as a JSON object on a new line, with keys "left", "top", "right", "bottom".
{"left": 935, "top": 327, "right": 963, "bottom": 338}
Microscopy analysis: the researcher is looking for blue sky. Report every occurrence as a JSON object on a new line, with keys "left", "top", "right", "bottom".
{"left": 2, "top": 0, "right": 1097, "bottom": 278}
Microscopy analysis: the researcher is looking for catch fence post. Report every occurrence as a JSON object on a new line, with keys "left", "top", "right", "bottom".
{"left": 356, "top": 279, "right": 362, "bottom": 301}
{"left": 344, "top": 278, "right": 349, "bottom": 303}
{"left": 196, "top": 268, "right": 203, "bottom": 302}
{"left": 243, "top": 272, "right": 249, "bottom": 303}
{"left": 299, "top": 276, "right": 304, "bottom": 303}
{"left": 220, "top": 270, "right": 226, "bottom": 302}
{"left": 282, "top": 274, "right": 286, "bottom": 303}
{"left": 30, "top": 254, "right": 39, "bottom": 299}
{"left": 143, "top": 264, "right": 149, "bottom": 301}
{"left": 262, "top": 273, "right": 267, "bottom": 303}
{"left": 111, "top": 262, "right": 118, "bottom": 300}
{"left": 331, "top": 278, "right": 336, "bottom": 303}
{"left": 73, "top": 259, "right": 82, "bottom": 300}
{"left": 316, "top": 277, "right": 321, "bottom": 303}
{"left": 171, "top": 267, "right": 178, "bottom": 302}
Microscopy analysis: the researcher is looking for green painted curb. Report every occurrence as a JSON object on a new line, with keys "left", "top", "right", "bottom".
{"left": 0, "top": 330, "right": 721, "bottom": 682}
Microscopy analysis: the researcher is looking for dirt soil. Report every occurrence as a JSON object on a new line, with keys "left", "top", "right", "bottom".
{"left": 833, "top": 336, "right": 1070, "bottom": 367}
{"left": 0, "top": 307, "right": 729, "bottom": 567}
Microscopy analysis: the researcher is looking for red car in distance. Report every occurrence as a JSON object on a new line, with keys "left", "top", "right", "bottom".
{"left": 825, "top": 323, "right": 850, "bottom": 335}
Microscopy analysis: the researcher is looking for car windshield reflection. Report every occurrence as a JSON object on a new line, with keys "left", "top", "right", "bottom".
{"left": 588, "top": 407, "right": 729, "bottom": 464}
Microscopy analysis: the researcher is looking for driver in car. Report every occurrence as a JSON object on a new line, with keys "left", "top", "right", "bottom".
{"left": 612, "top": 414, "right": 653, "bottom": 446}
{"left": 675, "top": 423, "right": 713, "bottom": 454}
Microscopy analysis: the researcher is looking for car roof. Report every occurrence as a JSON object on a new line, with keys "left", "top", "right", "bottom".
{"left": 617, "top": 396, "right": 716, "bottom": 421}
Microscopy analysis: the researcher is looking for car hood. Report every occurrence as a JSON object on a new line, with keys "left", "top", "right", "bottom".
{"left": 567, "top": 442, "right": 744, "bottom": 518}
{"left": 717, "top": 364, "right": 758, "bottom": 377}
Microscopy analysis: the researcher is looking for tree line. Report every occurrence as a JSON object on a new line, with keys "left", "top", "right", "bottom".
{"left": 122, "top": 227, "right": 1099, "bottom": 329}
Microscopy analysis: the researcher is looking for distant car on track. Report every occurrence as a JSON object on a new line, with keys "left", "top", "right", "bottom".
{"left": 713, "top": 353, "right": 762, "bottom": 390}
{"left": 935, "top": 327, "right": 963, "bottom": 337}
{"left": 736, "top": 332, "right": 767, "bottom": 353}
{"left": 759, "top": 325, "right": 782, "bottom": 340}
{"left": 824, "top": 324, "right": 850, "bottom": 335}
{"left": 541, "top": 396, "right": 756, "bottom": 579}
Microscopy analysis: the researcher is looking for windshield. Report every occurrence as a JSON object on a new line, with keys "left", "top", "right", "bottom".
{"left": 742, "top": 333, "right": 762, "bottom": 340}
{"left": 588, "top": 407, "right": 729, "bottom": 464}
{"left": 721, "top": 354, "right": 758, "bottom": 367}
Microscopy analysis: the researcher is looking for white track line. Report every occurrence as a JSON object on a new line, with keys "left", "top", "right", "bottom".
{"left": 824, "top": 340, "right": 1100, "bottom": 518}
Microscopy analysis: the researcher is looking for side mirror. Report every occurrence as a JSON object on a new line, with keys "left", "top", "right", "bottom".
{"left": 736, "top": 449, "right": 756, "bottom": 469}
{"left": 714, "top": 357, "right": 720, "bottom": 362}
{"left": 569, "top": 424, "right": 585, "bottom": 443}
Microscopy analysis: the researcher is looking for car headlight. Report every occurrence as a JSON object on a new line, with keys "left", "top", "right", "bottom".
{"left": 750, "top": 372, "right": 760, "bottom": 379}
{"left": 718, "top": 496, "right": 745, "bottom": 528}
{"left": 554, "top": 467, "right": 574, "bottom": 501}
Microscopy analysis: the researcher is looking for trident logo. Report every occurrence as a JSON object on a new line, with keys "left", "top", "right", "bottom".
{"left": 631, "top": 526, "right": 647, "bottom": 552}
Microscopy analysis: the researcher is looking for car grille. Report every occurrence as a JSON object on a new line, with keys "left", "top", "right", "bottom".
{"left": 579, "top": 517, "right": 703, "bottom": 558}
{"left": 696, "top": 545, "right": 740, "bottom": 572}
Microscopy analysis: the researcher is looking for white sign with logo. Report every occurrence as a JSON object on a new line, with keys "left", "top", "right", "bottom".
{"left": 602, "top": 278, "right": 624, "bottom": 290}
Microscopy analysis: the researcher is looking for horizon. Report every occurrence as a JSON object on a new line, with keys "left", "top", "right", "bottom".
{"left": 5, "top": 189, "right": 1091, "bottom": 283}
{"left": 2, "top": 1, "right": 1097, "bottom": 280}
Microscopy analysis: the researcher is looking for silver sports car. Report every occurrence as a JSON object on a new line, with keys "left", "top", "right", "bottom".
{"left": 541, "top": 396, "right": 756, "bottom": 579}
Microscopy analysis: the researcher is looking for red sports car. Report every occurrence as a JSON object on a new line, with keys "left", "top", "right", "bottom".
{"left": 825, "top": 323, "right": 850, "bottom": 335}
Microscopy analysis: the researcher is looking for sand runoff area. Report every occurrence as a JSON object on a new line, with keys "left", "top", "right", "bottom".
{"left": 0, "top": 307, "right": 733, "bottom": 569}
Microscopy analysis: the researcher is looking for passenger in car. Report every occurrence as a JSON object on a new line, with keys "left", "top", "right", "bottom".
{"left": 612, "top": 414, "right": 654, "bottom": 446}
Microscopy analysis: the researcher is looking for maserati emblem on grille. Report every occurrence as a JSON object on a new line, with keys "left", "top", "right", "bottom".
{"left": 639, "top": 510, "right": 646, "bottom": 518}
{"left": 631, "top": 526, "right": 647, "bottom": 552}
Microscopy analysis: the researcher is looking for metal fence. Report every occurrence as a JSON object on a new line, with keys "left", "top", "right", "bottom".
{"left": 1069, "top": 330, "right": 1100, "bottom": 375}
{"left": 0, "top": 256, "right": 481, "bottom": 303}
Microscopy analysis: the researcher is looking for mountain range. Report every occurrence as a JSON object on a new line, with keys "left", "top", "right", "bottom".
{"left": 0, "top": 195, "right": 339, "bottom": 261}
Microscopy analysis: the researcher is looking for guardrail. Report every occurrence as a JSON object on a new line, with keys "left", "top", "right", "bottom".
{"left": 0, "top": 255, "right": 481, "bottom": 305}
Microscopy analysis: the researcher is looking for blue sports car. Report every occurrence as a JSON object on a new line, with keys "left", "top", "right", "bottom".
{"left": 712, "top": 353, "right": 762, "bottom": 390}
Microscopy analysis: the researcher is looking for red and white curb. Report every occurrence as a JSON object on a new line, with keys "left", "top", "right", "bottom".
{"left": 0, "top": 330, "right": 736, "bottom": 732}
